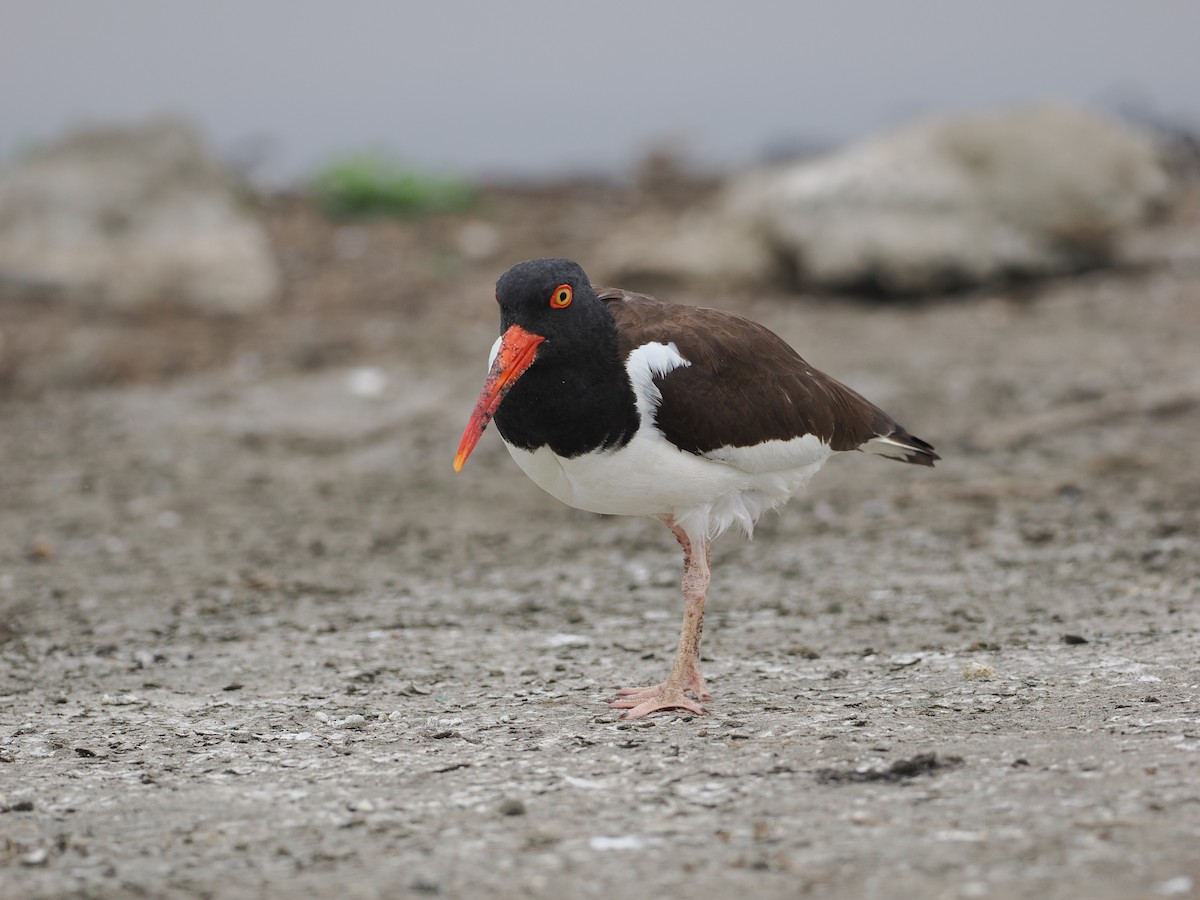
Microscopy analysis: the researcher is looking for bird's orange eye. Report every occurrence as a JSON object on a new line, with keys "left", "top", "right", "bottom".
{"left": 550, "top": 284, "right": 572, "bottom": 309}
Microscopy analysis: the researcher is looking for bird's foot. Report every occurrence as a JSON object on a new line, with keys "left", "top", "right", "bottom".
{"left": 608, "top": 681, "right": 710, "bottom": 719}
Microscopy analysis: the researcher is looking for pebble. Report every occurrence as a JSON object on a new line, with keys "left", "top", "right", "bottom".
{"left": 27, "top": 540, "right": 56, "bottom": 561}
{"left": 456, "top": 221, "right": 501, "bottom": 261}
{"left": 347, "top": 367, "right": 387, "bottom": 398}
{"left": 498, "top": 798, "right": 526, "bottom": 816}
{"left": 962, "top": 661, "right": 997, "bottom": 681}
{"left": 1156, "top": 876, "right": 1194, "bottom": 897}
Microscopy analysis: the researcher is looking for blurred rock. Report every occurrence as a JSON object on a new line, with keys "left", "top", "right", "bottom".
{"left": 455, "top": 220, "right": 501, "bottom": 261}
{"left": 594, "top": 209, "right": 775, "bottom": 287}
{"left": 600, "top": 103, "right": 1170, "bottom": 295}
{"left": 0, "top": 118, "right": 280, "bottom": 313}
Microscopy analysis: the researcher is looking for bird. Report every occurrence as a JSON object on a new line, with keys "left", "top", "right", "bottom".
{"left": 454, "top": 258, "right": 938, "bottom": 719}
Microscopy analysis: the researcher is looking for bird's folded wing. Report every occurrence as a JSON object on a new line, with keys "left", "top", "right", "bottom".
{"left": 599, "top": 288, "right": 897, "bottom": 456}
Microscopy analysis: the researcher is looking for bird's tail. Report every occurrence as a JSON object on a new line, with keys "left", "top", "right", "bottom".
{"left": 864, "top": 427, "right": 939, "bottom": 467}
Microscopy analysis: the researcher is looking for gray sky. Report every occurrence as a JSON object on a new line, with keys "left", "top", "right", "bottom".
{"left": 3, "top": 1, "right": 1198, "bottom": 180}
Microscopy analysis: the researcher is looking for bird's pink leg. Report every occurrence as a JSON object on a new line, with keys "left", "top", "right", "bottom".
{"left": 610, "top": 522, "right": 712, "bottom": 718}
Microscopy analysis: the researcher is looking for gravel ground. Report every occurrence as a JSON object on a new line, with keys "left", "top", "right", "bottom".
{"left": 1, "top": 187, "right": 1198, "bottom": 899}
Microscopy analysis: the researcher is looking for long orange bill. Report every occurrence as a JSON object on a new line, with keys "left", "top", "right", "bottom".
{"left": 453, "top": 324, "right": 546, "bottom": 472}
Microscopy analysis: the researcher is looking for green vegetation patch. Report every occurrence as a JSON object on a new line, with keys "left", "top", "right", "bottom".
{"left": 311, "top": 152, "right": 476, "bottom": 218}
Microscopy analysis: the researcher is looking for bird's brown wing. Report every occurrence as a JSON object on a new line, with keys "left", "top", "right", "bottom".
{"left": 599, "top": 288, "right": 935, "bottom": 464}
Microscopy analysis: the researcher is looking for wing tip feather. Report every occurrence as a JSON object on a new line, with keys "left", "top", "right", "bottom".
{"left": 865, "top": 430, "right": 940, "bottom": 467}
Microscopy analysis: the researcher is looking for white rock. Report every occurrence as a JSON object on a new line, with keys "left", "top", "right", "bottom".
{"left": 347, "top": 367, "right": 387, "bottom": 398}
{"left": 456, "top": 220, "right": 501, "bottom": 261}
{"left": 1157, "top": 876, "right": 1195, "bottom": 897}
{"left": 601, "top": 103, "right": 1169, "bottom": 295}
{"left": 0, "top": 118, "right": 280, "bottom": 313}
{"left": 963, "top": 661, "right": 997, "bottom": 681}
{"left": 588, "top": 835, "right": 660, "bottom": 851}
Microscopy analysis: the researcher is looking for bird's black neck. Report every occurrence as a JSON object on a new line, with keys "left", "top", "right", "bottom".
{"left": 494, "top": 315, "right": 639, "bottom": 458}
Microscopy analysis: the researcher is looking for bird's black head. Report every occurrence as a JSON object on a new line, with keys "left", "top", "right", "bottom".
{"left": 453, "top": 258, "right": 626, "bottom": 472}
{"left": 494, "top": 258, "right": 607, "bottom": 360}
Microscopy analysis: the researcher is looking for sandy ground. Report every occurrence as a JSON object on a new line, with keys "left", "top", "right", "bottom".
{"left": 1, "top": 184, "right": 1199, "bottom": 899}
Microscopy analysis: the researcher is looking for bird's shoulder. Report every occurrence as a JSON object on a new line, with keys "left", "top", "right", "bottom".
{"left": 598, "top": 287, "right": 794, "bottom": 369}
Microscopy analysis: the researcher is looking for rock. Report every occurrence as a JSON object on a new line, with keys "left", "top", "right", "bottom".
{"left": 455, "top": 220, "right": 501, "bottom": 261}
{"left": 962, "top": 661, "right": 997, "bottom": 681}
{"left": 593, "top": 209, "right": 776, "bottom": 288}
{"left": 498, "top": 798, "right": 526, "bottom": 816}
{"left": 599, "top": 103, "right": 1170, "bottom": 295}
{"left": 0, "top": 118, "right": 280, "bottom": 313}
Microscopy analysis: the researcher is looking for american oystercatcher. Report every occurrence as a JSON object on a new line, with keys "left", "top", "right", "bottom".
{"left": 454, "top": 258, "right": 938, "bottom": 719}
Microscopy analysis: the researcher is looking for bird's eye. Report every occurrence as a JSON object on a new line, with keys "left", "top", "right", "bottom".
{"left": 549, "top": 284, "right": 572, "bottom": 309}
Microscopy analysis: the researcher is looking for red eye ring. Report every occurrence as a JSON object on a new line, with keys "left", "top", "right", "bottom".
{"left": 550, "top": 284, "right": 572, "bottom": 309}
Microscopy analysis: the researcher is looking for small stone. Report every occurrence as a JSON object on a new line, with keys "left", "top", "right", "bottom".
{"left": 456, "top": 221, "right": 501, "bottom": 261}
{"left": 498, "top": 798, "right": 526, "bottom": 816}
{"left": 967, "top": 640, "right": 1001, "bottom": 652}
{"left": 786, "top": 645, "right": 821, "bottom": 659}
{"left": 27, "top": 541, "right": 56, "bottom": 562}
{"left": 347, "top": 368, "right": 386, "bottom": 398}
{"left": 962, "top": 661, "right": 996, "bottom": 681}
{"left": 21, "top": 848, "right": 49, "bottom": 866}
{"left": 1156, "top": 876, "right": 1194, "bottom": 897}
{"left": 1061, "top": 634, "right": 1089, "bottom": 645}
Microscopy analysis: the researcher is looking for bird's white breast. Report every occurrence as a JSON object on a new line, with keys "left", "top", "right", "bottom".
{"left": 498, "top": 340, "right": 833, "bottom": 543}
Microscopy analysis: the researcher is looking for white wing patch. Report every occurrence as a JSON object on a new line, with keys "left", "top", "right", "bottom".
{"left": 624, "top": 341, "right": 690, "bottom": 423}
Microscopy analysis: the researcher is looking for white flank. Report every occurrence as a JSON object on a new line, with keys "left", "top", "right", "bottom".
{"left": 500, "top": 341, "right": 834, "bottom": 544}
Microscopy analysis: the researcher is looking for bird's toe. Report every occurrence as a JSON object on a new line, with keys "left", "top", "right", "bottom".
{"left": 608, "top": 683, "right": 709, "bottom": 719}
